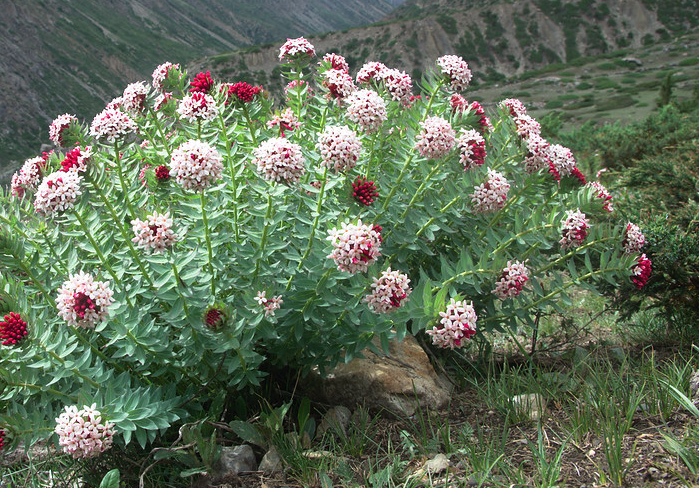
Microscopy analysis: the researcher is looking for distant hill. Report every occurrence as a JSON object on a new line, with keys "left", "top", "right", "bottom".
{"left": 0, "top": 0, "right": 397, "bottom": 178}
{"left": 193, "top": 0, "right": 698, "bottom": 97}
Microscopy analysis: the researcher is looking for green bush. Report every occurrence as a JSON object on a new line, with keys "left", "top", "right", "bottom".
{"left": 594, "top": 94, "right": 635, "bottom": 111}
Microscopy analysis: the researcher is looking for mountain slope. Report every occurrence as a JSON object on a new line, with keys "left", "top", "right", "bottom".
{"left": 194, "top": 0, "right": 698, "bottom": 97}
{"left": 0, "top": 0, "right": 396, "bottom": 176}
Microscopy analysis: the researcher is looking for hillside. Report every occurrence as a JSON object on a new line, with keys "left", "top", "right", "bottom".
{"left": 0, "top": 0, "right": 397, "bottom": 176}
{"left": 193, "top": 0, "right": 698, "bottom": 96}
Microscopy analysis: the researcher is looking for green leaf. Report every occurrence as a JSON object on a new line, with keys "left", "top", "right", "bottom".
{"left": 98, "top": 469, "right": 120, "bottom": 488}
{"left": 229, "top": 420, "right": 266, "bottom": 448}
{"left": 180, "top": 467, "right": 208, "bottom": 478}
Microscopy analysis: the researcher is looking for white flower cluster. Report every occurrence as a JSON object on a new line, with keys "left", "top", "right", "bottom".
{"left": 56, "top": 271, "right": 114, "bottom": 328}
{"left": 279, "top": 37, "right": 316, "bottom": 61}
{"left": 322, "top": 68, "right": 356, "bottom": 99}
{"left": 34, "top": 170, "right": 83, "bottom": 215}
{"left": 255, "top": 291, "right": 284, "bottom": 317}
{"left": 152, "top": 61, "right": 180, "bottom": 91}
{"left": 426, "top": 298, "right": 477, "bottom": 349}
{"left": 499, "top": 98, "right": 527, "bottom": 117}
{"left": 131, "top": 212, "right": 179, "bottom": 253}
{"left": 11, "top": 156, "right": 45, "bottom": 197}
{"left": 622, "top": 222, "right": 645, "bottom": 254}
{"left": 345, "top": 89, "right": 387, "bottom": 133}
{"left": 326, "top": 220, "right": 382, "bottom": 274}
{"left": 363, "top": 268, "right": 412, "bottom": 314}
{"left": 170, "top": 140, "right": 224, "bottom": 191}
{"left": 90, "top": 108, "right": 137, "bottom": 142}
{"left": 316, "top": 125, "right": 362, "bottom": 173}
{"left": 492, "top": 261, "right": 530, "bottom": 299}
{"left": 177, "top": 92, "right": 219, "bottom": 122}
{"left": 457, "top": 129, "right": 486, "bottom": 170}
{"left": 54, "top": 404, "right": 115, "bottom": 459}
{"left": 471, "top": 168, "right": 510, "bottom": 214}
{"left": 436, "top": 55, "right": 472, "bottom": 91}
{"left": 414, "top": 116, "right": 456, "bottom": 159}
{"left": 559, "top": 209, "right": 590, "bottom": 249}
{"left": 49, "top": 113, "right": 78, "bottom": 146}
{"left": 121, "top": 81, "right": 149, "bottom": 113}
{"left": 252, "top": 138, "right": 306, "bottom": 184}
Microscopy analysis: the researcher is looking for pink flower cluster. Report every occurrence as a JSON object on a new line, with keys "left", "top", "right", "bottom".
{"left": 152, "top": 62, "right": 180, "bottom": 91}
{"left": 364, "top": 268, "right": 412, "bottom": 314}
{"left": 523, "top": 134, "right": 550, "bottom": 173}
{"left": 189, "top": 71, "right": 214, "bottom": 94}
{"left": 587, "top": 181, "right": 613, "bottom": 212}
{"left": 255, "top": 291, "right": 283, "bottom": 317}
{"left": 0, "top": 312, "right": 28, "bottom": 346}
{"left": 345, "top": 89, "right": 387, "bottom": 133}
{"left": 131, "top": 212, "right": 179, "bottom": 253}
{"left": 34, "top": 170, "right": 83, "bottom": 215}
{"left": 356, "top": 61, "right": 387, "bottom": 84}
{"left": 253, "top": 138, "right": 306, "bottom": 184}
{"left": 632, "top": 254, "right": 652, "bottom": 289}
{"left": 49, "top": 114, "right": 78, "bottom": 147}
{"left": 11, "top": 156, "right": 46, "bottom": 197}
{"left": 559, "top": 209, "right": 589, "bottom": 249}
{"left": 121, "top": 81, "right": 149, "bottom": 113}
{"left": 223, "top": 81, "right": 262, "bottom": 104}
{"left": 327, "top": 220, "right": 382, "bottom": 274}
{"left": 54, "top": 404, "right": 115, "bottom": 459}
{"left": 499, "top": 98, "right": 527, "bottom": 117}
{"left": 170, "top": 140, "right": 223, "bottom": 191}
{"left": 205, "top": 307, "right": 226, "bottom": 330}
{"left": 471, "top": 168, "right": 510, "bottom": 213}
{"left": 319, "top": 53, "right": 349, "bottom": 73}
{"left": 59, "top": 146, "right": 92, "bottom": 174}
{"left": 547, "top": 144, "right": 577, "bottom": 181}
{"left": 492, "top": 261, "right": 530, "bottom": 299}
{"left": 427, "top": 298, "right": 477, "bottom": 349}
{"left": 436, "top": 55, "right": 472, "bottom": 91}
{"left": 177, "top": 92, "right": 219, "bottom": 122}
{"left": 380, "top": 68, "right": 412, "bottom": 103}
{"left": 90, "top": 108, "right": 137, "bottom": 142}
{"left": 457, "top": 129, "right": 486, "bottom": 170}
{"left": 317, "top": 125, "right": 362, "bottom": 173}
{"left": 322, "top": 68, "right": 356, "bottom": 100}
{"left": 514, "top": 114, "right": 541, "bottom": 140}
{"left": 622, "top": 222, "right": 645, "bottom": 254}
{"left": 279, "top": 37, "right": 316, "bottom": 62}
{"left": 414, "top": 116, "right": 456, "bottom": 159}
{"left": 56, "top": 271, "right": 114, "bottom": 328}
{"left": 352, "top": 176, "right": 379, "bottom": 206}
{"left": 267, "top": 108, "right": 300, "bottom": 137}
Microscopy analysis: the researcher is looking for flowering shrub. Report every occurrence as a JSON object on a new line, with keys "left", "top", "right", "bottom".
{"left": 0, "top": 44, "right": 642, "bottom": 454}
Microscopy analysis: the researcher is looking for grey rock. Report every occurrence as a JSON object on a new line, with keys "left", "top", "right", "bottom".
{"left": 317, "top": 406, "right": 351, "bottom": 437}
{"left": 259, "top": 446, "right": 282, "bottom": 474}
{"left": 211, "top": 445, "right": 256, "bottom": 481}
{"left": 689, "top": 370, "right": 699, "bottom": 403}
{"left": 302, "top": 335, "right": 451, "bottom": 417}
{"left": 511, "top": 393, "right": 547, "bottom": 421}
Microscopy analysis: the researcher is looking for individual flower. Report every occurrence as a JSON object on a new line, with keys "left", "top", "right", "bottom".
{"left": 131, "top": 212, "right": 179, "bottom": 253}
{"left": 414, "top": 116, "right": 456, "bottom": 159}
{"left": 152, "top": 62, "right": 181, "bottom": 91}
{"left": 279, "top": 37, "right": 316, "bottom": 62}
{"left": 436, "top": 55, "right": 472, "bottom": 91}
{"left": 631, "top": 254, "right": 652, "bottom": 289}
{"left": 90, "top": 108, "right": 138, "bottom": 142}
{"left": 252, "top": 138, "right": 306, "bottom": 184}
{"left": 326, "top": 220, "right": 382, "bottom": 274}
{"left": 499, "top": 98, "right": 527, "bottom": 117}
{"left": 34, "top": 170, "right": 83, "bottom": 215}
{"left": 254, "top": 291, "right": 283, "bottom": 317}
{"left": 49, "top": 114, "right": 79, "bottom": 147}
{"left": 322, "top": 68, "right": 356, "bottom": 100}
{"left": 266, "top": 108, "right": 301, "bottom": 137}
{"left": 204, "top": 305, "right": 227, "bottom": 330}
{"left": 547, "top": 144, "right": 577, "bottom": 181}
{"left": 121, "top": 81, "right": 149, "bottom": 113}
{"left": 319, "top": 53, "right": 349, "bottom": 73}
{"left": 59, "top": 146, "right": 92, "bottom": 174}
{"left": 316, "top": 125, "right": 362, "bottom": 173}
{"left": 345, "top": 89, "right": 387, "bottom": 133}
{"left": 56, "top": 271, "right": 114, "bottom": 328}
{"left": 364, "top": 268, "right": 412, "bottom": 314}
{"left": 622, "top": 222, "right": 645, "bottom": 254}
{"left": 587, "top": 181, "right": 613, "bottom": 212}
{"left": 189, "top": 70, "right": 214, "bottom": 93}
{"left": 356, "top": 61, "right": 388, "bottom": 84}
{"left": 379, "top": 68, "right": 412, "bottom": 103}
{"left": 222, "top": 81, "right": 262, "bottom": 104}
{"left": 54, "top": 404, "right": 115, "bottom": 459}
{"left": 426, "top": 298, "right": 477, "bottom": 349}
{"left": 155, "top": 165, "right": 170, "bottom": 182}
{"left": 457, "top": 129, "right": 486, "bottom": 170}
{"left": 170, "top": 140, "right": 223, "bottom": 191}
{"left": 0, "top": 312, "right": 28, "bottom": 346}
{"left": 352, "top": 176, "right": 379, "bottom": 206}
{"left": 559, "top": 209, "right": 589, "bottom": 249}
{"left": 513, "top": 114, "right": 541, "bottom": 140}
{"left": 177, "top": 92, "right": 219, "bottom": 122}
{"left": 11, "top": 156, "right": 46, "bottom": 197}
{"left": 492, "top": 261, "right": 530, "bottom": 299}
{"left": 471, "top": 168, "right": 510, "bottom": 213}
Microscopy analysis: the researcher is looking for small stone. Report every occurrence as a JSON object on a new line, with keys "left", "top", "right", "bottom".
{"left": 209, "top": 445, "right": 257, "bottom": 484}
{"left": 259, "top": 446, "right": 282, "bottom": 474}
{"left": 317, "top": 406, "right": 351, "bottom": 437}
{"left": 510, "top": 393, "right": 547, "bottom": 421}
{"left": 689, "top": 370, "right": 699, "bottom": 402}
{"left": 423, "top": 453, "right": 449, "bottom": 474}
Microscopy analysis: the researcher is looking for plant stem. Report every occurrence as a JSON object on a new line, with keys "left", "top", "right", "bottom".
{"left": 147, "top": 107, "right": 172, "bottom": 158}
{"left": 114, "top": 142, "right": 137, "bottom": 221}
{"left": 254, "top": 191, "right": 274, "bottom": 280}
{"left": 242, "top": 104, "right": 258, "bottom": 145}
{"left": 200, "top": 191, "right": 216, "bottom": 295}
{"left": 171, "top": 260, "right": 191, "bottom": 317}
